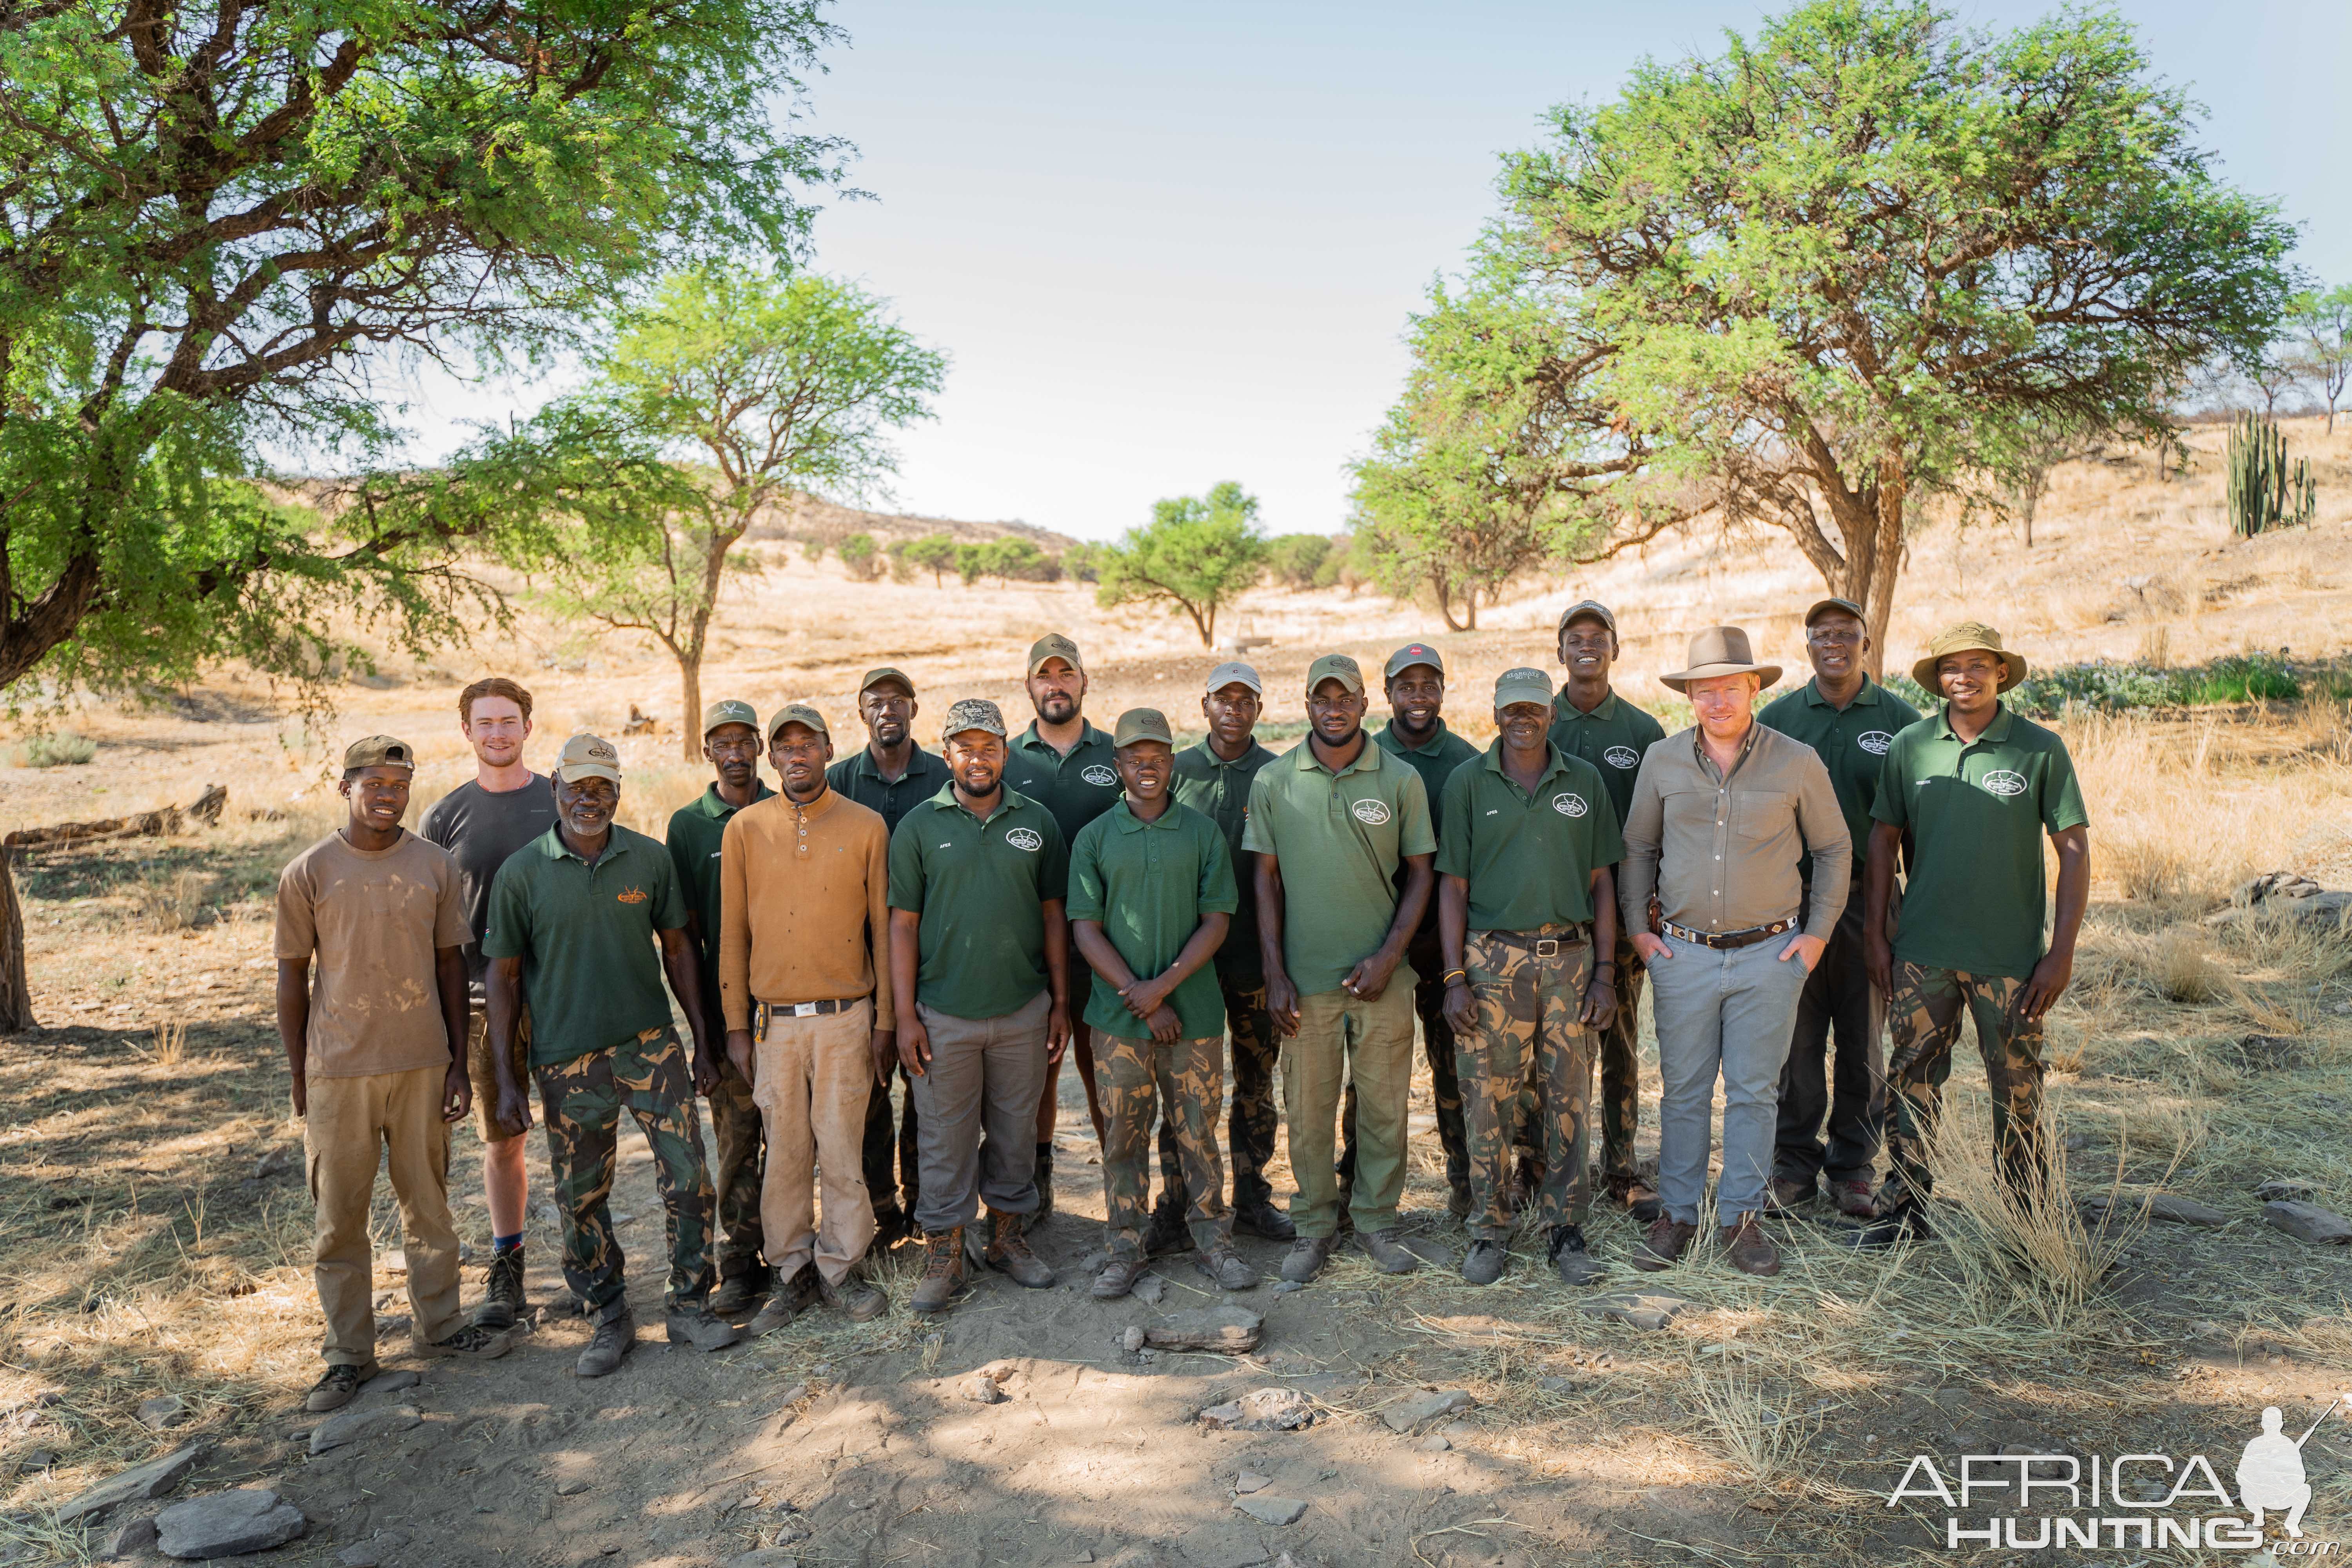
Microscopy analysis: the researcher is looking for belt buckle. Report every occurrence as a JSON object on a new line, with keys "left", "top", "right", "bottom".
{"left": 793, "top": 1002, "right": 818, "bottom": 1018}
{"left": 1535, "top": 938, "right": 1560, "bottom": 959}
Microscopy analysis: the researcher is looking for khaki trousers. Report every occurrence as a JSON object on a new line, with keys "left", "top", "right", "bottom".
{"left": 305, "top": 1065, "right": 464, "bottom": 1363}
{"left": 751, "top": 1000, "right": 877, "bottom": 1286}
{"left": 1283, "top": 979, "right": 1416, "bottom": 1239}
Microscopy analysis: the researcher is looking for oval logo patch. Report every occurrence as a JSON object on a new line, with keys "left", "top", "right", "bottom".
{"left": 1981, "top": 769, "right": 2028, "bottom": 798}
{"left": 1551, "top": 792, "right": 1589, "bottom": 818}
{"left": 1858, "top": 730, "right": 1894, "bottom": 755}
{"left": 1603, "top": 746, "right": 1640, "bottom": 770}
{"left": 1079, "top": 764, "right": 1117, "bottom": 787}
{"left": 1350, "top": 799, "right": 1392, "bottom": 826}
{"left": 1004, "top": 827, "right": 1044, "bottom": 851}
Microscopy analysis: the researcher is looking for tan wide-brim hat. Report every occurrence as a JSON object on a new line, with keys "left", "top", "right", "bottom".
{"left": 1911, "top": 621, "right": 2027, "bottom": 693}
{"left": 1660, "top": 626, "right": 1781, "bottom": 693}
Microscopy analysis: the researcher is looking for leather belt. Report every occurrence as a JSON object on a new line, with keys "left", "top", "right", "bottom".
{"left": 1475, "top": 924, "right": 1590, "bottom": 959}
{"left": 1660, "top": 917, "right": 1793, "bottom": 951}
{"left": 755, "top": 998, "right": 860, "bottom": 1031}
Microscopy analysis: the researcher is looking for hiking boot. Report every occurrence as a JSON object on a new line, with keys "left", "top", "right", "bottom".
{"left": 1091, "top": 1257, "right": 1151, "bottom": 1299}
{"left": 1279, "top": 1236, "right": 1334, "bottom": 1284}
{"left": 1765, "top": 1176, "right": 1815, "bottom": 1213}
{"left": 1719, "top": 1214, "right": 1782, "bottom": 1277}
{"left": 818, "top": 1272, "right": 887, "bottom": 1323}
{"left": 709, "top": 1271, "right": 768, "bottom": 1317}
{"left": 1143, "top": 1201, "right": 1194, "bottom": 1257}
{"left": 473, "top": 1247, "right": 526, "bottom": 1330}
{"left": 1610, "top": 1177, "right": 1663, "bottom": 1225}
{"left": 1830, "top": 1176, "right": 1880, "bottom": 1218}
{"left": 1630, "top": 1215, "right": 1697, "bottom": 1273}
{"left": 1231, "top": 1200, "right": 1296, "bottom": 1241}
{"left": 665, "top": 1306, "right": 743, "bottom": 1352}
{"left": 746, "top": 1270, "right": 799, "bottom": 1337}
{"left": 1024, "top": 1145, "right": 1054, "bottom": 1234}
{"left": 1549, "top": 1225, "right": 1604, "bottom": 1286}
{"left": 305, "top": 1361, "right": 375, "bottom": 1413}
{"left": 1358, "top": 1227, "right": 1420, "bottom": 1275}
{"left": 1194, "top": 1243, "right": 1260, "bottom": 1291}
{"left": 1461, "top": 1239, "right": 1507, "bottom": 1286}
{"left": 983, "top": 1209, "right": 1056, "bottom": 1288}
{"left": 576, "top": 1312, "right": 635, "bottom": 1378}
{"left": 420, "top": 1324, "right": 512, "bottom": 1360}
{"left": 911, "top": 1228, "right": 967, "bottom": 1314}
{"left": 1844, "top": 1201, "right": 1931, "bottom": 1250}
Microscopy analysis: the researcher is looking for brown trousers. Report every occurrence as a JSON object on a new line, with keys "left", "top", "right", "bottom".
{"left": 304, "top": 1065, "right": 464, "bottom": 1364}
{"left": 750, "top": 1000, "right": 878, "bottom": 1285}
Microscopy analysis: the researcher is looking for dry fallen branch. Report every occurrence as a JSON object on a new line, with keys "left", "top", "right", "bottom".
{"left": 3, "top": 785, "right": 227, "bottom": 852}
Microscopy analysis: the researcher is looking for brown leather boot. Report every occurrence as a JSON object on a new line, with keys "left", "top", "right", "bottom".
{"left": 910, "top": 1227, "right": 967, "bottom": 1315}
{"left": 982, "top": 1209, "right": 1056, "bottom": 1289}
{"left": 1630, "top": 1214, "right": 1697, "bottom": 1272}
{"left": 1719, "top": 1214, "right": 1782, "bottom": 1277}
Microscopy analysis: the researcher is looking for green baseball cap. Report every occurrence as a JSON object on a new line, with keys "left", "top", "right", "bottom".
{"left": 1804, "top": 597, "right": 1866, "bottom": 628}
{"left": 766, "top": 703, "right": 830, "bottom": 741}
{"left": 1383, "top": 642, "right": 1445, "bottom": 681}
{"left": 858, "top": 666, "right": 916, "bottom": 697}
{"left": 702, "top": 699, "right": 758, "bottom": 736}
{"left": 1304, "top": 653, "right": 1365, "bottom": 697}
{"left": 1493, "top": 668, "right": 1554, "bottom": 710}
{"left": 554, "top": 733, "right": 623, "bottom": 785}
{"left": 1557, "top": 599, "right": 1617, "bottom": 636}
{"left": 1027, "top": 633, "right": 1083, "bottom": 677}
{"left": 342, "top": 735, "right": 415, "bottom": 771}
{"left": 1112, "top": 708, "right": 1175, "bottom": 748}
{"left": 943, "top": 697, "right": 1008, "bottom": 739}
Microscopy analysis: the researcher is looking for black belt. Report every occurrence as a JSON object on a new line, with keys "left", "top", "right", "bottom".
{"left": 755, "top": 998, "right": 860, "bottom": 1028}
{"left": 1474, "top": 924, "right": 1590, "bottom": 959}
{"left": 1659, "top": 917, "right": 1794, "bottom": 950}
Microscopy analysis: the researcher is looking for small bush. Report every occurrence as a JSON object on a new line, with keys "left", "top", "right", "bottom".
{"left": 1895, "top": 654, "right": 2313, "bottom": 718}
{"left": 13, "top": 731, "right": 96, "bottom": 767}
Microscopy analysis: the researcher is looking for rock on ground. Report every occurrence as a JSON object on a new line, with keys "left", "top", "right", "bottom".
{"left": 1132, "top": 1275, "right": 1166, "bottom": 1305}
{"left": 58, "top": 1442, "right": 206, "bottom": 1523}
{"left": 101, "top": 1517, "right": 160, "bottom": 1561}
{"left": 310, "top": 1403, "right": 422, "bottom": 1455}
{"left": 1232, "top": 1472, "right": 1270, "bottom": 1495}
{"left": 2264, "top": 1200, "right": 2352, "bottom": 1244}
{"left": 1232, "top": 1495, "right": 1308, "bottom": 1526}
{"left": 336, "top": 1528, "right": 410, "bottom": 1567}
{"left": 137, "top": 1394, "right": 189, "bottom": 1430}
{"left": 1383, "top": 1389, "right": 1474, "bottom": 1433}
{"left": 1578, "top": 1291, "right": 1693, "bottom": 1331}
{"left": 1145, "top": 1307, "right": 1263, "bottom": 1353}
{"left": 960, "top": 1374, "right": 1006, "bottom": 1405}
{"left": 1197, "top": 1388, "right": 1314, "bottom": 1432}
{"left": 155, "top": 1488, "right": 307, "bottom": 1559}
{"left": 2081, "top": 1191, "right": 2229, "bottom": 1227}
{"left": 358, "top": 1370, "right": 421, "bottom": 1400}
{"left": 2255, "top": 1180, "right": 2317, "bottom": 1201}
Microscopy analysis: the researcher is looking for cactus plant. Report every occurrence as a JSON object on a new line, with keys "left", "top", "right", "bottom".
{"left": 2227, "top": 412, "right": 2318, "bottom": 537}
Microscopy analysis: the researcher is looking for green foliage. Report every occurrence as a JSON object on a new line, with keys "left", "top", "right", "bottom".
{"left": 953, "top": 544, "right": 988, "bottom": 587}
{"left": 1315, "top": 530, "right": 1380, "bottom": 593}
{"left": 2226, "top": 414, "right": 2317, "bottom": 538}
{"left": 2286, "top": 285, "right": 2352, "bottom": 432}
{"left": 903, "top": 533, "right": 959, "bottom": 587}
{"left": 1264, "top": 534, "right": 1332, "bottom": 590}
{"left": 1061, "top": 542, "right": 1105, "bottom": 584}
{"left": 1094, "top": 483, "right": 1269, "bottom": 646}
{"left": 838, "top": 533, "right": 882, "bottom": 581}
{"left": 10, "top": 731, "right": 94, "bottom": 768}
{"left": 1895, "top": 654, "right": 2311, "bottom": 717}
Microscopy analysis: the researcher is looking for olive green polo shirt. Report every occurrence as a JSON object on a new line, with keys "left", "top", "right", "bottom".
{"left": 1005, "top": 720, "right": 1123, "bottom": 849}
{"left": 1375, "top": 718, "right": 1480, "bottom": 941}
{"left": 1548, "top": 689, "right": 1667, "bottom": 822}
{"left": 665, "top": 782, "right": 776, "bottom": 980}
{"left": 483, "top": 824, "right": 691, "bottom": 1067}
{"left": 1757, "top": 677, "right": 1920, "bottom": 870}
{"left": 887, "top": 784, "right": 1071, "bottom": 1021}
{"left": 1240, "top": 739, "right": 1436, "bottom": 996}
{"left": 1436, "top": 743, "right": 1624, "bottom": 931}
{"left": 824, "top": 743, "right": 953, "bottom": 838}
{"left": 1172, "top": 738, "right": 1280, "bottom": 984}
{"left": 1871, "top": 703, "right": 2089, "bottom": 981}
{"left": 1067, "top": 800, "right": 1239, "bottom": 1041}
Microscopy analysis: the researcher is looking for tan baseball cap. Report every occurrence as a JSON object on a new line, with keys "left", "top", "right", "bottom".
{"left": 702, "top": 699, "right": 758, "bottom": 736}
{"left": 554, "top": 733, "right": 623, "bottom": 785}
{"left": 1027, "top": 633, "right": 1083, "bottom": 677}
{"left": 1493, "top": 668, "right": 1554, "bottom": 710}
{"left": 858, "top": 666, "right": 916, "bottom": 697}
{"left": 1305, "top": 653, "right": 1365, "bottom": 697}
{"left": 1205, "top": 661, "right": 1263, "bottom": 695}
{"left": 342, "top": 735, "right": 415, "bottom": 771}
{"left": 766, "top": 703, "right": 830, "bottom": 740}
{"left": 1557, "top": 599, "right": 1617, "bottom": 636}
{"left": 1112, "top": 708, "right": 1175, "bottom": 748}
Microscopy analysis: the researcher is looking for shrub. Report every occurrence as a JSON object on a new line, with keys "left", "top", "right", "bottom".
{"left": 1264, "top": 533, "right": 1331, "bottom": 589}
{"left": 837, "top": 532, "right": 882, "bottom": 582}
{"left": 14, "top": 731, "right": 96, "bottom": 767}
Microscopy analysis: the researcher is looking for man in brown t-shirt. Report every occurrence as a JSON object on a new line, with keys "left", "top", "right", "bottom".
{"left": 276, "top": 735, "right": 515, "bottom": 1413}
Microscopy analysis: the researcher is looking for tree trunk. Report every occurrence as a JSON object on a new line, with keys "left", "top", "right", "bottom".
{"left": 1860, "top": 463, "right": 1907, "bottom": 680}
{"left": 1, "top": 852, "right": 35, "bottom": 1034}
{"left": 1464, "top": 587, "right": 1479, "bottom": 631}
{"left": 678, "top": 653, "right": 704, "bottom": 763}
{"left": 1432, "top": 566, "right": 1468, "bottom": 633}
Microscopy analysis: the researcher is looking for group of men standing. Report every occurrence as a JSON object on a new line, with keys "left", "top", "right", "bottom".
{"left": 274, "top": 597, "right": 2090, "bottom": 1402}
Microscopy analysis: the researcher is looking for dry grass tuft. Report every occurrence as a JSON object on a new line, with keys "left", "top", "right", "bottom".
{"left": 1681, "top": 1351, "right": 1816, "bottom": 1487}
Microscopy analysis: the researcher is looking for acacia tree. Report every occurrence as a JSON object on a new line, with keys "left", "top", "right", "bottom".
{"left": 2288, "top": 285, "right": 2352, "bottom": 433}
{"left": 537, "top": 267, "right": 945, "bottom": 759}
{"left": 1494, "top": 0, "right": 2295, "bottom": 667}
{"left": 1094, "top": 482, "right": 1268, "bottom": 646}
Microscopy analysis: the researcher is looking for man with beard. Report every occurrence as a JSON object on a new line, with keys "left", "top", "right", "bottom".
{"left": 1004, "top": 634, "right": 1122, "bottom": 1227}
{"left": 826, "top": 667, "right": 950, "bottom": 1246}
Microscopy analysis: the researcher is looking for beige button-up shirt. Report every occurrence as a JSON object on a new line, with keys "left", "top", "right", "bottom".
{"left": 1616, "top": 721, "right": 1851, "bottom": 941}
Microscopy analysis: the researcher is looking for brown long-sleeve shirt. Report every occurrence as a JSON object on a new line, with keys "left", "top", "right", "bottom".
{"left": 718, "top": 788, "right": 894, "bottom": 1033}
{"left": 1616, "top": 720, "right": 1851, "bottom": 942}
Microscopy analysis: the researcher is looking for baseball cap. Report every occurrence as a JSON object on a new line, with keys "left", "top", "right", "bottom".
{"left": 1304, "top": 653, "right": 1365, "bottom": 697}
{"left": 1112, "top": 708, "right": 1176, "bottom": 748}
{"left": 1804, "top": 597, "right": 1867, "bottom": 628}
{"left": 1383, "top": 643, "right": 1445, "bottom": 681}
{"left": 342, "top": 735, "right": 415, "bottom": 771}
{"left": 1556, "top": 599, "right": 1617, "bottom": 636}
{"left": 1205, "top": 661, "right": 1263, "bottom": 695}
{"left": 942, "top": 697, "right": 1009, "bottom": 739}
{"left": 766, "top": 703, "right": 830, "bottom": 741}
{"left": 1493, "top": 668, "right": 1554, "bottom": 710}
{"left": 858, "top": 666, "right": 916, "bottom": 698}
{"left": 702, "top": 699, "right": 758, "bottom": 736}
{"left": 554, "top": 733, "right": 623, "bottom": 785}
{"left": 1027, "top": 633, "right": 1083, "bottom": 677}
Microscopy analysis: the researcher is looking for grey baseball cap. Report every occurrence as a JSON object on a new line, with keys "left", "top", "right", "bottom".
{"left": 1383, "top": 642, "right": 1444, "bottom": 681}
{"left": 1494, "top": 668, "right": 1555, "bottom": 710}
{"left": 1205, "top": 661, "right": 1263, "bottom": 695}
{"left": 942, "top": 697, "right": 1008, "bottom": 739}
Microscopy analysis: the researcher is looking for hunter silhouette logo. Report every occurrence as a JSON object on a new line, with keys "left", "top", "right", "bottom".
{"left": 616, "top": 886, "right": 649, "bottom": 904}
{"left": 1603, "top": 745, "right": 1640, "bottom": 769}
{"left": 2238, "top": 1401, "right": 2334, "bottom": 1537}
{"left": 1351, "top": 799, "right": 1392, "bottom": 826}
{"left": 1982, "top": 769, "right": 2029, "bottom": 797}
{"left": 1080, "top": 764, "right": 1117, "bottom": 787}
{"left": 1552, "top": 792, "right": 1589, "bottom": 818}
{"left": 1004, "top": 828, "right": 1044, "bottom": 852}
{"left": 1859, "top": 730, "right": 1895, "bottom": 755}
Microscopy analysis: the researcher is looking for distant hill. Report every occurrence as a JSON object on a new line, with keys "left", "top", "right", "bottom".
{"left": 759, "top": 492, "right": 1083, "bottom": 555}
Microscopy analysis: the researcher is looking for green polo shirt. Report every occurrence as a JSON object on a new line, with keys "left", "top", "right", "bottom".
{"left": 1757, "top": 677, "right": 1920, "bottom": 871}
{"left": 1871, "top": 704, "right": 2089, "bottom": 981}
{"left": 665, "top": 782, "right": 776, "bottom": 980}
{"left": 1240, "top": 739, "right": 1436, "bottom": 996}
{"left": 1437, "top": 742, "right": 1624, "bottom": 931}
{"left": 887, "top": 785, "right": 1070, "bottom": 1021}
{"left": 1548, "top": 689, "right": 1667, "bottom": 823}
{"left": 482, "top": 824, "right": 691, "bottom": 1067}
{"left": 1005, "top": 720, "right": 1123, "bottom": 849}
{"left": 825, "top": 743, "right": 953, "bottom": 838}
{"left": 1376, "top": 718, "right": 1479, "bottom": 942}
{"left": 1067, "top": 800, "right": 1239, "bottom": 1041}
{"left": 1171, "top": 738, "right": 1280, "bottom": 984}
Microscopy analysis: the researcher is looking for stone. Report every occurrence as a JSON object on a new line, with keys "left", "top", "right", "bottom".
{"left": 58, "top": 1442, "right": 207, "bottom": 1523}
{"left": 2080, "top": 1191, "right": 2229, "bottom": 1227}
{"left": 309, "top": 1404, "right": 421, "bottom": 1455}
{"left": 359, "top": 1370, "right": 421, "bottom": 1399}
{"left": 1537, "top": 1376, "right": 1581, "bottom": 1396}
{"left": 2256, "top": 1180, "right": 2317, "bottom": 1201}
{"left": 1233, "top": 1472, "right": 1270, "bottom": 1495}
{"left": 2264, "top": 1201, "right": 2352, "bottom": 1245}
{"left": 1578, "top": 1290, "right": 1694, "bottom": 1331}
{"left": 1145, "top": 1306, "right": 1263, "bottom": 1354}
{"left": 19, "top": 1448, "right": 57, "bottom": 1474}
{"left": 154, "top": 1488, "right": 306, "bottom": 1558}
{"left": 1419, "top": 1434, "right": 1451, "bottom": 1452}
{"left": 960, "top": 1374, "right": 1006, "bottom": 1405}
{"left": 1232, "top": 1495, "right": 1308, "bottom": 1527}
{"left": 138, "top": 1394, "right": 189, "bottom": 1430}
{"left": 1121, "top": 1327, "right": 1146, "bottom": 1354}
{"left": 102, "top": 1516, "right": 160, "bottom": 1560}
{"left": 556, "top": 1480, "right": 592, "bottom": 1496}
{"left": 1197, "top": 1388, "right": 1314, "bottom": 1432}
{"left": 1269, "top": 1280, "right": 1304, "bottom": 1296}
{"left": 725, "top": 1552, "right": 800, "bottom": 1568}
{"left": 1382, "top": 1389, "right": 1474, "bottom": 1433}
{"left": 336, "top": 1531, "right": 409, "bottom": 1568}
{"left": 1132, "top": 1274, "right": 1167, "bottom": 1306}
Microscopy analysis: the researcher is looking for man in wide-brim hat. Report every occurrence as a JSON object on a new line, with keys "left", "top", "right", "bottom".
{"left": 1618, "top": 627, "right": 1851, "bottom": 1278}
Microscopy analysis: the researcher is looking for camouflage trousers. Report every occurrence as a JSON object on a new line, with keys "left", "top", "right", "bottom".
{"left": 1598, "top": 936, "right": 1647, "bottom": 1182}
{"left": 1878, "top": 962, "right": 2047, "bottom": 1210}
{"left": 1459, "top": 931, "right": 1597, "bottom": 1238}
{"left": 704, "top": 1007, "right": 767, "bottom": 1283}
{"left": 1097, "top": 1034, "right": 1227, "bottom": 1261}
{"left": 1154, "top": 974, "right": 1279, "bottom": 1214}
{"left": 535, "top": 1027, "right": 716, "bottom": 1324}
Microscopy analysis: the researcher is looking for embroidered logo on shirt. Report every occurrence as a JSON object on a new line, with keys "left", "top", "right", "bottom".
{"left": 616, "top": 887, "right": 649, "bottom": 904}
{"left": 1858, "top": 731, "right": 1895, "bottom": 755}
{"left": 1080, "top": 765, "right": 1117, "bottom": 787}
{"left": 1005, "top": 827, "right": 1045, "bottom": 851}
{"left": 1552, "top": 792, "right": 1589, "bottom": 818}
{"left": 1981, "top": 769, "right": 2028, "bottom": 798}
{"left": 1350, "top": 799, "right": 1392, "bottom": 826}
{"left": 1603, "top": 746, "right": 1640, "bottom": 769}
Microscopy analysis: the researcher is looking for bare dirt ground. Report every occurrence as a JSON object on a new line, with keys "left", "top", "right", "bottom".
{"left": 4, "top": 421, "right": 2351, "bottom": 1566}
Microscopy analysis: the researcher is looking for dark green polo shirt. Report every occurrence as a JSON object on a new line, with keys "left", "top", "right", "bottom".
{"left": 665, "top": 782, "right": 775, "bottom": 979}
{"left": 1375, "top": 718, "right": 1480, "bottom": 941}
{"left": 1548, "top": 689, "right": 1667, "bottom": 823}
{"left": 1757, "top": 677, "right": 1920, "bottom": 870}
{"left": 825, "top": 743, "right": 954, "bottom": 839}
{"left": 1172, "top": 738, "right": 1280, "bottom": 984}
{"left": 1240, "top": 740, "right": 1436, "bottom": 996}
{"left": 1067, "top": 800, "right": 1239, "bottom": 1041}
{"left": 482, "top": 825, "right": 690, "bottom": 1067}
{"left": 887, "top": 785, "right": 1070, "bottom": 1021}
{"left": 1437, "top": 742, "right": 1624, "bottom": 931}
{"left": 1005, "top": 720, "right": 1123, "bottom": 849}
{"left": 1871, "top": 704, "right": 2089, "bottom": 981}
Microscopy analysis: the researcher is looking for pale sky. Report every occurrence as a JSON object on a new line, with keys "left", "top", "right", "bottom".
{"left": 403, "top": 1, "right": 2352, "bottom": 543}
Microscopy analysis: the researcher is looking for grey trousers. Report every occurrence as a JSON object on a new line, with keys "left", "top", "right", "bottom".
{"left": 907, "top": 990, "right": 1051, "bottom": 1234}
{"left": 1647, "top": 931, "right": 1809, "bottom": 1226}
